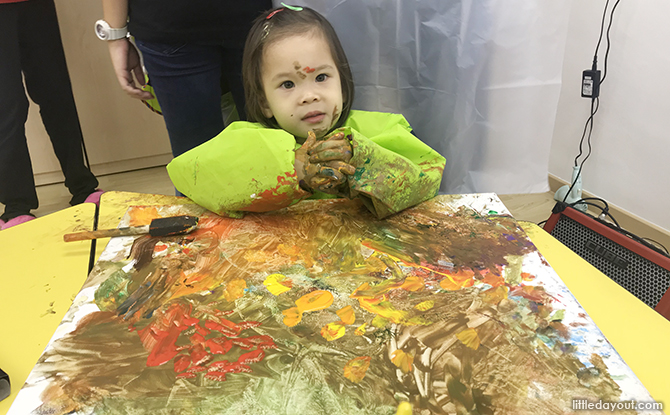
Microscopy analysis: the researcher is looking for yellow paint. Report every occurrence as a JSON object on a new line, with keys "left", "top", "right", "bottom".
{"left": 456, "top": 328, "right": 480, "bottom": 350}
{"left": 295, "top": 290, "right": 333, "bottom": 312}
{"left": 354, "top": 322, "right": 367, "bottom": 335}
{"left": 263, "top": 273, "right": 292, "bottom": 295}
{"left": 343, "top": 356, "right": 371, "bottom": 383}
{"left": 282, "top": 290, "right": 334, "bottom": 327}
{"left": 438, "top": 268, "right": 476, "bottom": 291}
{"left": 371, "top": 315, "right": 389, "bottom": 328}
{"left": 414, "top": 300, "right": 434, "bottom": 311}
{"left": 223, "top": 278, "right": 247, "bottom": 302}
{"left": 320, "top": 322, "right": 346, "bottom": 341}
{"left": 482, "top": 286, "right": 508, "bottom": 305}
{"left": 128, "top": 205, "right": 159, "bottom": 226}
{"left": 395, "top": 402, "right": 412, "bottom": 415}
{"left": 390, "top": 349, "right": 413, "bottom": 373}
{"left": 282, "top": 306, "right": 302, "bottom": 327}
{"left": 336, "top": 305, "right": 355, "bottom": 325}
{"left": 400, "top": 276, "right": 424, "bottom": 292}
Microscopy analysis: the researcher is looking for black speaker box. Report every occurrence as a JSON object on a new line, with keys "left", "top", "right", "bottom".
{"left": 543, "top": 203, "right": 670, "bottom": 320}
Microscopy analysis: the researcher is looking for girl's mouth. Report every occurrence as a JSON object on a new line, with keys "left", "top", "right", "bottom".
{"left": 302, "top": 112, "right": 326, "bottom": 124}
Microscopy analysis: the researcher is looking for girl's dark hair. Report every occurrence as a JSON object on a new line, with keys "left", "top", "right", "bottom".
{"left": 242, "top": 6, "right": 354, "bottom": 131}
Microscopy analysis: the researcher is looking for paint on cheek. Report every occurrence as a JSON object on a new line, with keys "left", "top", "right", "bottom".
{"left": 332, "top": 105, "right": 340, "bottom": 121}
{"left": 303, "top": 67, "right": 316, "bottom": 73}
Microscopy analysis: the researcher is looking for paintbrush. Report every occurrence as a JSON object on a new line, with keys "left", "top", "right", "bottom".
{"left": 63, "top": 215, "right": 199, "bottom": 242}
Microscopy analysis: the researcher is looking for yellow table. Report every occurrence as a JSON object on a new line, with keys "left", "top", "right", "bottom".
{"left": 1, "top": 193, "right": 668, "bottom": 414}
{"left": 0, "top": 204, "right": 96, "bottom": 414}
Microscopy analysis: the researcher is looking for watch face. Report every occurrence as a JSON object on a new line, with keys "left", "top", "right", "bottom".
{"left": 95, "top": 21, "right": 109, "bottom": 40}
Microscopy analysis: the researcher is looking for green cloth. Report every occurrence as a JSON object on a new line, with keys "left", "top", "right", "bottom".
{"left": 167, "top": 110, "right": 445, "bottom": 218}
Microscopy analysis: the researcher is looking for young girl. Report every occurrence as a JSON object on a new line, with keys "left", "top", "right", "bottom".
{"left": 167, "top": 6, "right": 445, "bottom": 219}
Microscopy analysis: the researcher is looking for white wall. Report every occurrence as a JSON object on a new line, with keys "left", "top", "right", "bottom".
{"left": 551, "top": 1, "right": 670, "bottom": 231}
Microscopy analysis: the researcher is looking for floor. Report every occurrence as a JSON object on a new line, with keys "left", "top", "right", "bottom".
{"left": 1, "top": 166, "right": 558, "bottom": 226}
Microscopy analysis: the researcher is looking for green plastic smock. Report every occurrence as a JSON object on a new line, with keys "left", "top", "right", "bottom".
{"left": 167, "top": 110, "right": 445, "bottom": 219}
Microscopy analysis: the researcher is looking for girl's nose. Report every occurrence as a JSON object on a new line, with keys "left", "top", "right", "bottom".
{"left": 301, "top": 89, "right": 320, "bottom": 104}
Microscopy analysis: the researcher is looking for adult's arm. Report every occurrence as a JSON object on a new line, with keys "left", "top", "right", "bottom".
{"left": 102, "top": 0, "right": 152, "bottom": 100}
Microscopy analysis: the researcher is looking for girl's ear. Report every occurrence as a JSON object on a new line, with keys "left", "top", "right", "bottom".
{"left": 261, "top": 100, "right": 273, "bottom": 119}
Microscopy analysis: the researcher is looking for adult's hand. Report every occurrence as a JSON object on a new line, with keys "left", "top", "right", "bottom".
{"left": 107, "top": 38, "right": 153, "bottom": 100}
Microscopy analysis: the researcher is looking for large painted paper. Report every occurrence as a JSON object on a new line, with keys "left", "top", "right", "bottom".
{"left": 9, "top": 194, "right": 657, "bottom": 414}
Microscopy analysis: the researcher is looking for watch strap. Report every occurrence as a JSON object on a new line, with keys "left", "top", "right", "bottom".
{"left": 107, "top": 26, "right": 128, "bottom": 40}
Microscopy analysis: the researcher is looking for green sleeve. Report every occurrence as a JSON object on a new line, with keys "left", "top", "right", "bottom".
{"left": 166, "top": 122, "right": 308, "bottom": 216}
{"left": 341, "top": 111, "right": 446, "bottom": 218}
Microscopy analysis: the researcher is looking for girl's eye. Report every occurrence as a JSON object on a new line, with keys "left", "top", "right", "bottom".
{"left": 281, "top": 80, "right": 295, "bottom": 89}
{"left": 315, "top": 73, "right": 328, "bottom": 82}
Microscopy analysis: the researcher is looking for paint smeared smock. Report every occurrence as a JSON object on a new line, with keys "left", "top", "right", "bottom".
{"left": 166, "top": 110, "right": 445, "bottom": 218}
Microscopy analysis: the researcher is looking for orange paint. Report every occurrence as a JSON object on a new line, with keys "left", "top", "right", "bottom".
{"left": 320, "top": 322, "right": 346, "bottom": 341}
{"left": 283, "top": 290, "right": 334, "bottom": 327}
{"left": 295, "top": 290, "right": 334, "bottom": 312}
{"left": 439, "top": 268, "right": 476, "bottom": 291}
{"left": 223, "top": 278, "right": 247, "bottom": 302}
{"left": 391, "top": 349, "right": 414, "bottom": 373}
{"left": 343, "top": 356, "right": 371, "bottom": 383}
{"left": 336, "top": 305, "right": 355, "bottom": 325}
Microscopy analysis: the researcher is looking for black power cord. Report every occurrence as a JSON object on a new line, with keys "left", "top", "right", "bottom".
{"left": 562, "top": 0, "right": 622, "bottom": 204}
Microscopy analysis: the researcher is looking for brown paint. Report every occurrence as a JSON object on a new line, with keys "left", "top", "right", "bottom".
{"left": 293, "top": 61, "right": 301, "bottom": 70}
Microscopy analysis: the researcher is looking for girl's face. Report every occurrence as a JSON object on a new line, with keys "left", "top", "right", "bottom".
{"left": 260, "top": 33, "right": 343, "bottom": 140}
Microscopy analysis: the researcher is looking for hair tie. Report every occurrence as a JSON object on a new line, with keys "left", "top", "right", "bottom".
{"left": 266, "top": 8, "right": 284, "bottom": 20}
{"left": 281, "top": 3, "right": 304, "bottom": 11}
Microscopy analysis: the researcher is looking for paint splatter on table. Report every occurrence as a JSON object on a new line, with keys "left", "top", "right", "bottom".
{"left": 8, "top": 194, "right": 656, "bottom": 414}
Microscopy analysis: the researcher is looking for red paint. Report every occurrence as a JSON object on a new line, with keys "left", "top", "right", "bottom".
{"left": 244, "top": 171, "right": 304, "bottom": 212}
{"left": 189, "top": 343, "right": 211, "bottom": 366}
{"left": 238, "top": 349, "right": 265, "bottom": 365}
{"left": 205, "top": 319, "right": 242, "bottom": 337}
{"left": 140, "top": 325, "right": 187, "bottom": 367}
{"left": 231, "top": 337, "right": 255, "bottom": 350}
{"left": 173, "top": 354, "right": 191, "bottom": 373}
{"left": 204, "top": 371, "right": 227, "bottom": 382}
{"left": 207, "top": 361, "right": 251, "bottom": 374}
{"left": 218, "top": 363, "right": 252, "bottom": 374}
{"left": 238, "top": 321, "right": 262, "bottom": 330}
{"left": 245, "top": 335, "right": 274, "bottom": 344}
{"left": 190, "top": 333, "right": 205, "bottom": 345}
{"left": 194, "top": 324, "right": 210, "bottom": 336}
{"left": 303, "top": 66, "right": 315, "bottom": 73}
{"left": 183, "top": 316, "right": 199, "bottom": 327}
{"left": 187, "top": 365, "right": 207, "bottom": 373}
{"left": 257, "top": 341, "right": 279, "bottom": 350}
{"left": 206, "top": 338, "right": 232, "bottom": 355}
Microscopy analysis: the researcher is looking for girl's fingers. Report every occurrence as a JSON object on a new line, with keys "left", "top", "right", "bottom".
{"left": 326, "top": 161, "right": 356, "bottom": 175}
{"left": 303, "top": 130, "right": 318, "bottom": 148}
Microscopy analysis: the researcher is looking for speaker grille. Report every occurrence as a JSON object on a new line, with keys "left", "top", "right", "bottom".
{"left": 550, "top": 214, "right": 670, "bottom": 308}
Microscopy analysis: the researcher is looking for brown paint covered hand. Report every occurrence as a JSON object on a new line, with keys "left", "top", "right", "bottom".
{"left": 295, "top": 131, "right": 356, "bottom": 194}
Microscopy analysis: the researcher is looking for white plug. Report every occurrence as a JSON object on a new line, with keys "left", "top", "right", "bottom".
{"left": 554, "top": 166, "right": 588, "bottom": 212}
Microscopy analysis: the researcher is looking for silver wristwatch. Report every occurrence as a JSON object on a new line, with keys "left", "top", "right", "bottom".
{"left": 95, "top": 20, "right": 128, "bottom": 41}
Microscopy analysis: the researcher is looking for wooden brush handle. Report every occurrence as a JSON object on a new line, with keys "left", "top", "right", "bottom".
{"left": 63, "top": 225, "right": 150, "bottom": 242}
